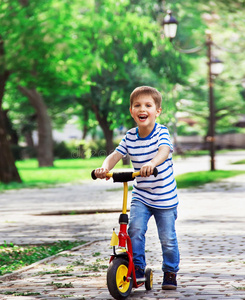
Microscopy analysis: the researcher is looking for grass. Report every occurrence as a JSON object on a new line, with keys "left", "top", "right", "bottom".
{"left": 0, "top": 240, "right": 86, "bottom": 276}
{"left": 0, "top": 155, "right": 244, "bottom": 191}
{"left": 232, "top": 159, "right": 245, "bottom": 165}
{"left": 48, "top": 281, "right": 74, "bottom": 288}
{"left": 233, "top": 286, "right": 245, "bottom": 291}
{"left": 17, "top": 157, "right": 106, "bottom": 183}
{"left": 0, "top": 157, "right": 131, "bottom": 191}
{"left": 175, "top": 170, "right": 245, "bottom": 189}
{"left": 175, "top": 149, "right": 238, "bottom": 158}
{"left": 107, "top": 169, "right": 245, "bottom": 192}
{"left": 2, "top": 292, "right": 41, "bottom": 296}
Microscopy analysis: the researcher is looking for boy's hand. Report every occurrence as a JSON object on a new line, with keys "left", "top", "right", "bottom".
{"left": 94, "top": 168, "right": 110, "bottom": 180}
{"left": 140, "top": 161, "right": 155, "bottom": 177}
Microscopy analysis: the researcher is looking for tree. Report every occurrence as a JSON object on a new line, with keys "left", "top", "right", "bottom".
{"left": 1, "top": 0, "right": 55, "bottom": 167}
{"left": 73, "top": 0, "right": 191, "bottom": 154}
{"left": 1, "top": 0, "right": 89, "bottom": 167}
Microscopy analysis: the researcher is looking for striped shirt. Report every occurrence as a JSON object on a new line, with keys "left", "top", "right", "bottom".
{"left": 116, "top": 123, "right": 179, "bottom": 209}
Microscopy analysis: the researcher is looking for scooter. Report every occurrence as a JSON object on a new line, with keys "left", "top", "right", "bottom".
{"left": 91, "top": 168, "right": 158, "bottom": 300}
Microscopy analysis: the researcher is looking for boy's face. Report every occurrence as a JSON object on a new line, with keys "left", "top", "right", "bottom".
{"left": 129, "top": 95, "right": 162, "bottom": 128}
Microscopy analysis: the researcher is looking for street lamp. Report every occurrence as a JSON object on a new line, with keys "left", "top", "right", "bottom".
{"left": 162, "top": 11, "right": 224, "bottom": 171}
{"left": 162, "top": 10, "right": 178, "bottom": 41}
{"left": 210, "top": 57, "right": 224, "bottom": 76}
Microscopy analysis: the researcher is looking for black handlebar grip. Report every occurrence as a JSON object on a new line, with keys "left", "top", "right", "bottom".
{"left": 91, "top": 170, "right": 97, "bottom": 180}
{"left": 112, "top": 172, "right": 134, "bottom": 182}
{"left": 153, "top": 167, "right": 158, "bottom": 177}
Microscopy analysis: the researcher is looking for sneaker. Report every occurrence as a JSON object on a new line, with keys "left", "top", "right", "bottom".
{"left": 135, "top": 266, "right": 145, "bottom": 281}
{"left": 162, "top": 272, "right": 177, "bottom": 290}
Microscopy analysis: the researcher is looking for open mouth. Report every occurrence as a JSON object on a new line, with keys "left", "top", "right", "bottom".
{"left": 138, "top": 115, "right": 148, "bottom": 121}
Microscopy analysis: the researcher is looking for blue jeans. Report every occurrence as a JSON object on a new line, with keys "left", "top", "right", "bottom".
{"left": 128, "top": 200, "right": 179, "bottom": 273}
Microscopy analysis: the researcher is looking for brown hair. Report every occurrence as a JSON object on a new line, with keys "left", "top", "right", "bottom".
{"left": 130, "top": 86, "right": 162, "bottom": 109}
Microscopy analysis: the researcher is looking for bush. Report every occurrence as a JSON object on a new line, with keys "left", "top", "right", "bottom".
{"left": 51, "top": 138, "right": 121, "bottom": 160}
{"left": 53, "top": 141, "right": 72, "bottom": 159}
{"left": 53, "top": 140, "right": 91, "bottom": 159}
{"left": 87, "top": 139, "right": 107, "bottom": 157}
{"left": 11, "top": 145, "right": 23, "bottom": 161}
{"left": 11, "top": 145, "right": 37, "bottom": 160}
{"left": 54, "top": 139, "right": 106, "bottom": 159}
{"left": 177, "top": 124, "right": 200, "bottom": 136}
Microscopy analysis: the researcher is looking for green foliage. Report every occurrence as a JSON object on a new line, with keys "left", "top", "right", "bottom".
{"left": 0, "top": 240, "right": 86, "bottom": 275}
{"left": 1, "top": 0, "right": 245, "bottom": 159}
{"left": 169, "top": 0, "right": 245, "bottom": 136}
{"left": 177, "top": 122, "right": 201, "bottom": 136}
{"left": 85, "top": 139, "right": 107, "bottom": 157}
{"left": 73, "top": 0, "right": 191, "bottom": 143}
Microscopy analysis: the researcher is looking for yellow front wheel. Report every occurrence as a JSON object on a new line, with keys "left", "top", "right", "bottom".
{"left": 107, "top": 258, "right": 133, "bottom": 300}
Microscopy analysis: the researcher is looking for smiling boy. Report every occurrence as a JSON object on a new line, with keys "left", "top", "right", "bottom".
{"left": 95, "top": 86, "right": 179, "bottom": 289}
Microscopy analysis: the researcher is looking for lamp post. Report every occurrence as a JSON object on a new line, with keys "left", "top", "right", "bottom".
{"left": 206, "top": 32, "right": 224, "bottom": 170}
{"left": 162, "top": 11, "right": 224, "bottom": 171}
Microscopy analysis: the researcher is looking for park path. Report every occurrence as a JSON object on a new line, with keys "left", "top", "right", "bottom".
{"left": 0, "top": 151, "right": 244, "bottom": 299}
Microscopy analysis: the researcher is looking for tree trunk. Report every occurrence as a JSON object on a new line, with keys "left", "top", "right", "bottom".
{"left": 0, "top": 110, "right": 22, "bottom": 183}
{"left": 0, "top": 35, "right": 22, "bottom": 183}
{"left": 2, "top": 109, "right": 19, "bottom": 145}
{"left": 90, "top": 102, "right": 114, "bottom": 155}
{"left": 97, "top": 116, "right": 114, "bottom": 155}
{"left": 82, "top": 109, "right": 89, "bottom": 140}
{"left": 18, "top": 86, "right": 54, "bottom": 167}
{"left": 102, "top": 125, "right": 114, "bottom": 155}
{"left": 25, "top": 131, "right": 34, "bottom": 148}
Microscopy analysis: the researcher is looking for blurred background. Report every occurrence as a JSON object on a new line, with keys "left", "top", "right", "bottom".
{"left": 1, "top": 0, "right": 245, "bottom": 184}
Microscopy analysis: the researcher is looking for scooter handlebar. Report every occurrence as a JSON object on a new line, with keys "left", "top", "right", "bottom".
{"left": 91, "top": 167, "right": 158, "bottom": 181}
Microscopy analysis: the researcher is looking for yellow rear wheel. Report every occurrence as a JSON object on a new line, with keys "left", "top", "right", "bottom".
{"left": 145, "top": 267, "right": 153, "bottom": 290}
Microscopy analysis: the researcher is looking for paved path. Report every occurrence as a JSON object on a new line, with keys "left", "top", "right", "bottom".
{"left": 0, "top": 152, "right": 244, "bottom": 299}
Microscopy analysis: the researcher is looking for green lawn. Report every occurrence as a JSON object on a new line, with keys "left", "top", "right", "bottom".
{"left": 175, "top": 170, "right": 245, "bottom": 189}
{"left": 232, "top": 159, "right": 245, "bottom": 165}
{"left": 0, "top": 157, "right": 244, "bottom": 191}
{"left": 0, "top": 157, "right": 130, "bottom": 191}
{"left": 17, "top": 157, "right": 107, "bottom": 183}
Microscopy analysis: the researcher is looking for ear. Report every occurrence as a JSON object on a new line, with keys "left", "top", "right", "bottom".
{"left": 156, "top": 107, "right": 162, "bottom": 117}
{"left": 129, "top": 107, "right": 133, "bottom": 117}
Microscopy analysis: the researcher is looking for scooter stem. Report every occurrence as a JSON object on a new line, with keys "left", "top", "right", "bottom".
{"left": 122, "top": 182, "right": 128, "bottom": 214}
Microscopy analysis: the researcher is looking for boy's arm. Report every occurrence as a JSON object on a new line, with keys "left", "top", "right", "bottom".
{"left": 94, "top": 150, "right": 123, "bottom": 179}
{"left": 140, "top": 145, "right": 170, "bottom": 177}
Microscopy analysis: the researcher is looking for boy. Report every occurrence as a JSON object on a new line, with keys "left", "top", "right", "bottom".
{"left": 94, "top": 86, "right": 179, "bottom": 289}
